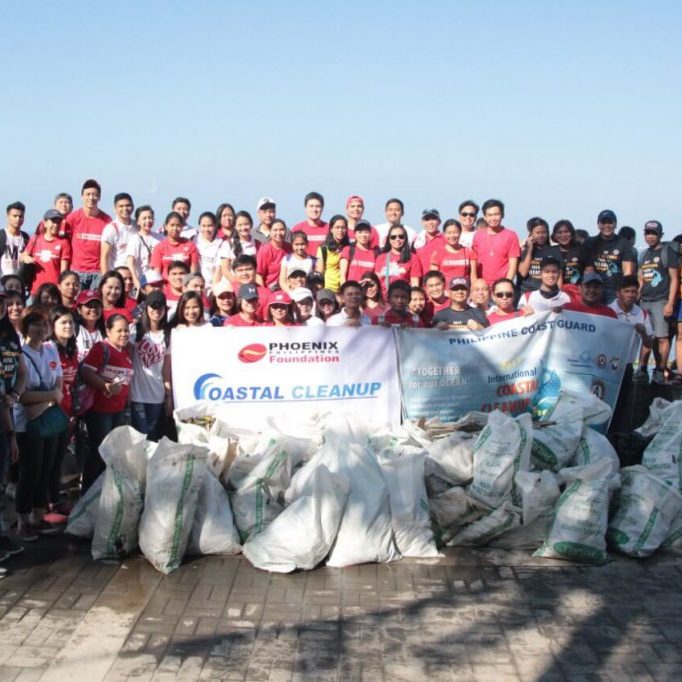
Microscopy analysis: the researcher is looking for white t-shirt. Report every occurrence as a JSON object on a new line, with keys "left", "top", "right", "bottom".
{"left": 609, "top": 300, "right": 653, "bottom": 363}
{"left": 102, "top": 220, "right": 135, "bottom": 269}
{"left": 282, "top": 253, "right": 315, "bottom": 275}
{"left": 126, "top": 231, "right": 162, "bottom": 275}
{"left": 131, "top": 329, "right": 167, "bottom": 404}
{"left": 218, "top": 239, "right": 258, "bottom": 261}
{"left": 459, "top": 230, "right": 475, "bottom": 248}
{"left": 76, "top": 325, "right": 103, "bottom": 363}
{"left": 520, "top": 289, "right": 571, "bottom": 313}
{"left": 195, "top": 236, "right": 224, "bottom": 287}
{"left": 180, "top": 225, "right": 197, "bottom": 240}
{"left": 14, "top": 342, "right": 62, "bottom": 432}
{"left": 1, "top": 231, "right": 25, "bottom": 276}
{"left": 325, "top": 309, "right": 371, "bottom": 327}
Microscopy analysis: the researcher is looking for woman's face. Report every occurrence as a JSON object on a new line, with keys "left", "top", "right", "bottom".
{"left": 292, "top": 236, "right": 308, "bottom": 257}
{"left": 354, "top": 229, "right": 371, "bottom": 247}
{"left": 39, "top": 290, "right": 59, "bottom": 306}
{"left": 216, "top": 293, "right": 235, "bottom": 313}
{"left": 185, "top": 277, "right": 205, "bottom": 294}
{"left": 59, "top": 274, "right": 80, "bottom": 301}
{"left": 270, "top": 303, "right": 289, "bottom": 322}
{"left": 331, "top": 219, "right": 347, "bottom": 243}
{"left": 107, "top": 319, "right": 130, "bottom": 347}
{"left": 409, "top": 292, "right": 426, "bottom": 314}
{"left": 531, "top": 225, "right": 549, "bottom": 246}
{"left": 101, "top": 277, "right": 122, "bottom": 306}
{"left": 27, "top": 317, "right": 49, "bottom": 342}
{"left": 183, "top": 299, "right": 202, "bottom": 324}
{"left": 270, "top": 222, "right": 286, "bottom": 243}
{"left": 7, "top": 297, "right": 24, "bottom": 322}
{"left": 80, "top": 300, "right": 102, "bottom": 323}
{"left": 138, "top": 209, "right": 154, "bottom": 232}
{"left": 199, "top": 217, "right": 216, "bottom": 241}
{"left": 388, "top": 229, "right": 407, "bottom": 252}
{"left": 53, "top": 313, "right": 75, "bottom": 341}
{"left": 235, "top": 216, "right": 252, "bottom": 240}
{"left": 165, "top": 217, "right": 183, "bottom": 240}
{"left": 295, "top": 297, "right": 313, "bottom": 319}
{"left": 318, "top": 299, "right": 335, "bottom": 317}
{"left": 220, "top": 207, "right": 235, "bottom": 230}
{"left": 445, "top": 225, "right": 462, "bottom": 246}
{"left": 147, "top": 305, "right": 165, "bottom": 324}
{"left": 361, "top": 279, "right": 379, "bottom": 300}
{"left": 241, "top": 297, "right": 258, "bottom": 314}
{"left": 4, "top": 277, "right": 22, "bottom": 294}
{"left": 553, "top": 226, "right": 573, "bottom": 246}
{"left": 118, "top": 269, "right": 134, "bottom": 293}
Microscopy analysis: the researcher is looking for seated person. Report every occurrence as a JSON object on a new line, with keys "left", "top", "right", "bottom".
{"left": 563, "top": 272, "right": 618, "bottom": 319}
{"left": 434, "top": 277, "right": 488, "bottom": 330}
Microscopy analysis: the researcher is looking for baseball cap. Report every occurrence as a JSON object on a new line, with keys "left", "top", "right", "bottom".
{"left": 257, "top": 197, "right": 276, "bottom": 211}
{"left": 449, "top": 277, "right": 470, "bottom": 290}
{"left": 307, "top": 272, "right": 324, "bottom": 285}
{"left": 145, "top": 290, "right": 167, "bottom": 309}
{"left": 422, "top": 209, "right": 441, "bottom": 220}
{"left": 581, "top": 272, "right": 603, "bottom": 285}
{"left": 0, "top": 284, "right": 7, "bottom": 298}
{"left": 75, "top": 290, "right": 102, "bottom": 306}
{"left": 290, "top": 287, "right": 314, "bottom": 303}
{"left": 213, "top": 280, "right": 234, "bottom": 297}
{"left": 43, "top": 209, "right": 63, "bottom": 222}
{"left": 287, "top": 268, "right": 307, "bottom": 279}
{"left": 598, "top": 209, "right": 617, "bottom": 224}
{"left": 238, "top": 283, "right": 259, "bottom": 300}
{"left": 316, "top": 288, "right": 336, "bottom": 303}
{"left": 354, "top": 220, "right": 372, "bottom": 232}
{"left": 644, "top": 220, "right": 663, "bottom": 235}
{"left": 140, "top": 270, "right": 163, "bottom": 287}
{"left": 346, "top": 195, "right": 365, "bottom": 207}
{"left": 268, "top": 291, "right": 292, "bottom": 306}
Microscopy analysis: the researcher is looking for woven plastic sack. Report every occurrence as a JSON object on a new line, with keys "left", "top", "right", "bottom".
{"left": 641, "top": 402, "right": 682, "bottom": 490}
{"left": 66, "top": 474, "right": 103, "bottom": 538}
{"left": 446, "top": 502, "right": 521, "bottom": 547}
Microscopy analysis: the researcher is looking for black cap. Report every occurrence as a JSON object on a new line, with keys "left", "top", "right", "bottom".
{"left": 644, "top": 220, "right": 663, "bottom": 235}
{"left": 146, "top": 290, "right": 167, "bottom": 309}
{"left": 238, "top": 283, "right": 259, "bottom": 300}
{"left": 422, "top": 209, "right": 441, "bottom": 220}
{"left": 598, "top": 209, "right": 617, "bottom": 224}
{"left": 43, "top": 209, "right": 63, "bottom": 222}
{"left": 354, "top": 220, "right": 372, "bottom": 232}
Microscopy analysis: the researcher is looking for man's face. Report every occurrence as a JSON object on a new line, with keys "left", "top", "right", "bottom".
{"left": 82, "top": 188, "right": 100, "bottom": 211}
{"left": 305, "top": 199, "right": 323, "bottom": 222}
{"left": 540, "top": 264, "right": 560, "bottom": 288}
{"left": 258, "top": 205, "right": 276, "bottom": 227}
{"left": 422, "top": 216, "right": 440, "bottom": 235}
{"left": 598, "top": 220, "right": 616, "bottom": 238}
{"left": 234, "top": 264, "right": 256, "bottom": 284}
{"left": 644, "top": 230, "right": 661, "bottom": 248}
{"left": 581, "top": 282, "right": 603, "bottom": 305}
{"left": 388, "top": 288, "right": 409, "bottom": 313}
{"left": 492, "top": 284, "right": 515, "bottom": 312}
{"left": 409, "top": 291, "right": 426, "bottom": 314}
{"left": 425, "top": 276, "right": 445, "bottom": 300}
{"left": 385, "top": 202, "right": 403, "bottom": 225}
{"left": 54, "top": 196, "right": 72, "bottom": 215}
{"left": 288, "top": 274, "right": 306, "bottom": 289}
{"left": 168, "top": 267, "right": 186, "bottom": 290}
{"left": 6, "top": 209, "right": 24, "bottom": 230}
{"left": 470, "top": 281, "right": 490, "bottom": 305}
{"left": 354, "top": 228, "right": 371, "bottom": 247}
{"left": 115, "top": 197, "right": 134, "bottom": 223}
{"left": 484, "top": 207, "right": 503, "bottom": 229}
{"left": 617, "top": 285, "right": 638, "bottom": 310}
{"left": 173, "top": 201, "right": 190, "bottom": 222}
{"left": 342, "top": 286, "right": 363, "bottom": 310}
{"left": 44, "top": 218, "right": 61, "bottom": 236}
{"left": 459, "top": 205, "right": 477, "bottom": 230}
{"left": 347, "top": 199, "right": 364, "bottom": 220}
{"left": 449, "top": 285, "right": 469, "bottom": 305}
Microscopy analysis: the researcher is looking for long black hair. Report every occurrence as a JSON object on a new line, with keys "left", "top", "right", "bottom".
{"left": 231, "top": 210, "right": 253, "bottom": 258}
{"left": 382, "top": 224, "right": 413, "bottom": 263}
{"left": 169, "top": 291, "right": 204, "bottom": 329}
{"left": 137, "top": 298, "right": 170, "bottom": 345}
{"left": 323, "top": 215, "right": 351, "bottom": 251}
{"left": 49, "top": 305, "right": 77, "bottom": 359}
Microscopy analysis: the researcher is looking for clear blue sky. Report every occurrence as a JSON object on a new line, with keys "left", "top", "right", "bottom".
{"left": 2, "top": 1, "right": 681, "bottom": 242}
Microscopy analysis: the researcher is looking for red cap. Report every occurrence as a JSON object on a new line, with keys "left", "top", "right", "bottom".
{"left": 75, "top": 290, "right": 102, "bottom": 306}
{"left": 268, "top": 291, "right": 292, "bottom": 306}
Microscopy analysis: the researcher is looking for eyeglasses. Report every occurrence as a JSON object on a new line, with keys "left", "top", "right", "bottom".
{"left": 460, "top": 212, "right": 477, "bottom": 218}
{"left": 389, "top": 234, "right": 406, "bottom": 241}
{"left": 494, "top": 291, "right": 514, "bottom": 298}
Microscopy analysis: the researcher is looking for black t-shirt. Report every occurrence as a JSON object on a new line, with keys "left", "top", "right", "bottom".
{"left": 559, "top": 244, "right": 583, "bottom": 285}
{"left": 519, "top": 244, "right": 562, "bottom": 292}
{"left": 0, "top": 332, "right": 21, "bottom": 394}
{"left": 639, "top": 244, "right": 680, "bottom": 302}
{"left": 433, "top": 306, "right": 489, "bottom": 329}
{"left": 580, "top": 235, "right": 637, "bottom": 299}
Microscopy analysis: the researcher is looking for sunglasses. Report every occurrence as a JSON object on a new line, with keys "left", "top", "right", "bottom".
{"left": 451, "top": 285, "right": 469, "bottom": 291}
{"left": 389, "top": 234, "right": 406, "bottom": 241}
{"left": 494, "top": 291, "right": 514, "bottom": 298}
{"left": 270, "top": 303, "right": 288, "bottom": 309}
{"left": 460, "top": 212, "right": 477, "bottom": 218}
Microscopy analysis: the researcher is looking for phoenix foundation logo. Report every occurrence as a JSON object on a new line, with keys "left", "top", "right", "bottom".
{"left": 236, "top": 341, "right": 341, "bottom": 364}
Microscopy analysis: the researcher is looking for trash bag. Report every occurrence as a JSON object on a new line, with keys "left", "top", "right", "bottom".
{"left": 547, "top": 389, "right": 612, "bottom": 426}
{"left": 534, "top": 458, "right": 618, "bottom": 564}
{"left": 607, "top": 465, "right": 682, "bottom": 558}
{"left": 635, "top": 397, "right": 673, "bottom": 437}
{"left": 92, "top": 427, "right": 148, "bottom": 561}
{"left": 326, "top": 444, "right": 401, "bottom": 567}
{"left": 468, "top": 411, "right": 532, "bottom": 509}
{"left": 66, "top": 473, "right": 103, "bottom": 538}
{"left": 641, "top": 401, "right": 682, "bottom": 490}
{"left": 243, "top": 464, "right": 349, "bottom": 573}
{"left": 531, "top": 410, "right": 583, "bottom": 471}
{"left": 139, "top": 438, "right": 207, "bottom": 574}
{"left": 570, "top": 425, "right": 620, "bottom": 482}
{"left": 378, "top": 450, "right": 439, "bottom": 558}
{"left": 424, "top": 432, "right": 475, "bottom": 486}
{"left": 187, "top": 468, "right": 241, "bottom": 556}
{"left": 428, "top": 486, "right": 485, "bottom": 534}
{"left": 446, "top": 502, "right": 521, "bottom": 547}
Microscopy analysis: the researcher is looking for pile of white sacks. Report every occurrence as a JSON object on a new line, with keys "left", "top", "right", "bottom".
{"left": 65, "top": 392, "right": 682, "bottom": 574}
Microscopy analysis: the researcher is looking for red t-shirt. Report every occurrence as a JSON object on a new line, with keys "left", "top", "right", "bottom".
{"left": 472, "top": 228, "right": 521, "bottom": 284}
{"left": 65, "top": 209, "right": 111, "bottom": 273}
{"left": 371, "top": 309, "right": 423, "bottom": 328}
{"left": 562, "top": 300, "right": 618, "bottom": 319}
{"left": 362, "top": 303, "right": 388, "bottom": 321}
{"left": 57, "top": 346, "right": 78, "bottom": 417}
{"left": 487, "top": 310, "right": 523, "bottom": 325}
{"left": 414, "top": 233, "right": 445, "bottom": 273}
{"left": 423, "top": 297, "right": 451, "bottom": 326}
{"left": 374, "top": 252, "right": 422, "bottom": 296}
{"left": 256, "top": 242, "right": 293, "bottom": 288}
{"left": 82, "top": 340, "right": 133, "bottom": 413}
{"left": 225, "top": 314, "right": 260, "bottom": 327}
{"left": 150, "top": 238, "right": 200, "bottom": 277}
{"left": 102, "top": 306, "right": 134, "bottom": 323}
{"left": 430, "top": 245, "right": 475, "bottom": 282}
{"left": 293, "top": 221, "right": 329, "bottom": 257}
{"left": 25, "top": 234, "right": 72, "bottom": 295}
{"left": 345, "top": 245, "right": 378, "bottom": 282}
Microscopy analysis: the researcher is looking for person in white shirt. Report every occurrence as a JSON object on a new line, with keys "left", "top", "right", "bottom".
{"left": 193, "top": 212, "right": 223, "bottom": 292}
{"left": 374, "top": 198, "right": 417, "bottom": 248}
{"left": 1, "top": 201, "right": 30, "bottom": 278}
{"left": 172, "top": 197, "right": 197, "bottom": 240}
{"left": 291, "top": 287, "right": 324, "bottom": 326}
{"left": 326, "top": 281, "right": 371, "bottom": 327}
{"left": 519, "top": 257, "right": 571, "bottom": 313}
{"left": 101, "top": 193, "right": 135, "bottom": 272}
{"left": 457, "top": 200, "right": 479, "bottom": 248}
{"left": 126, "top": 206, "right": 161, "bottom": 294}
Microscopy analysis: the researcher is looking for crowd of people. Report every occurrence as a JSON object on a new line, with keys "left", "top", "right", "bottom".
{"left": 0, "top": 178, "right": 680, "bottom": 557}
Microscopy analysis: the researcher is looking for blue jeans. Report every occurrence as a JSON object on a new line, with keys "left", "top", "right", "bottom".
{"left": 130, "top": 402, "right": 164, "bottom": 441}
{"left": 83, "top": 410, "right": 129, "bottom": 493}
{"left": 75, "top": 271, "right": 102, "bottom": 291}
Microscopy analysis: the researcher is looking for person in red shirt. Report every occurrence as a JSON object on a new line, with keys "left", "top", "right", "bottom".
{"left": 563, "top": 272, "right": 618, "bottom": 319}
{"left": 374, "top": 225, "right": 421, "bottom": 297}
{"left": 22, "top": 210, "right": 72, "bottom": 297}
{"left": 422, "top": 270, "right": 451, "bottom": 325}
{"left": 343, "top": 220, "right": 379, "bottom": 283}
{"left": 292, "top": 192, "right": 328, "bottom": 257}
{"left": 256, "top": 220, "right": 293, "bottom": 291}
{"left": 414, "top": 209, "right": 445, "bottom": 272}
{"left": 80, "top": 314, "right": 134, "bottom": 491}
{"left": 359, "top": 272, "right": 387, "bottom": 321}
{"left": 372, "top": 280, "right": 423, "bottom": 328}
{"left": 225, "top": 284, "right": 261, "bottom": 327}
{"left": 487, "top": 278, "right": 527, "bottom": 325}
{"left": 346, "top": 196, "right": 380, "bottom": 249}
{"left": 150, "top": 211, "right": 200, "bottom": 278}
{"left": 430, "top": 219, "right": 478, "bottom": 283}
{"left": 472, "top": 199, "right": 521, "bottom": 285}
{"left": 231, "top": 255, "right": 270, "bottom": 319}
{"left": 409, "top": 286, "right": 429, "bottom": 326}
{"left": 264, "top": 290, "right": 296, "bottom": 326}
{"left": 63, "top": 179, "right": 111, "bottom": 290}
{"left": 97, "top": 271, "right": 133, "bottom": 323}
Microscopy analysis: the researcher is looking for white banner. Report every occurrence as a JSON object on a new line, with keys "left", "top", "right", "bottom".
{"left": 171, "top": 326, "right": 401, "bottom": 427}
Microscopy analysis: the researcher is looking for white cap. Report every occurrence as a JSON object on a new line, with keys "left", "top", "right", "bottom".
{"left": 257, "top": 197, "right": 276, "bottom": 211}
{"left": 290, "top": 287, "right": 314, "bottom": 302}
{"left": 141, "top": 270, "right": 163, "bottom": 286}
{"left": 213, "top": 280, "right": 234, "bottom": 297}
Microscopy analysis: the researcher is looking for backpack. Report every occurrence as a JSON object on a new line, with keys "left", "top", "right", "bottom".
{"left": 638, "top": 242, "right": 677, "bottom": 270}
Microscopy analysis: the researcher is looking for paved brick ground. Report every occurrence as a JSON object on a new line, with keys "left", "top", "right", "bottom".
{"left": 0, "top": 534, "right": 681, "bottom": 681}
